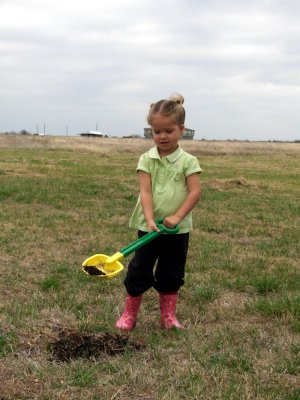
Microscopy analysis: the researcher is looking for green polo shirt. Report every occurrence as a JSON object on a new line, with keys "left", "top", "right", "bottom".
{"left": 129, "top": 146, "right": 202, "bottom": 233}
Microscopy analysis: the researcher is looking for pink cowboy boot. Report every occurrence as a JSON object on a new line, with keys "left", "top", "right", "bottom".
{"left": 115, "top": 294, "right": 143, "bottom": 331}
{"left": 159, "top": 292, "right": 183, "bottom": 329}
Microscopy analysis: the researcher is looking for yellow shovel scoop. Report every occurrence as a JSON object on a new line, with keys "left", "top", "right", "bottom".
{"left": 82, "top": 219, "right": 179, "bottom": 279}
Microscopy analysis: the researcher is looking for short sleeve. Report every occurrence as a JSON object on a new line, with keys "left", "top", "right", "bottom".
{"left": 184, "top": 155, "right": 202, "bottom": 177}
{"left": 136, "top": 152, "right": 151, "bottom": 173}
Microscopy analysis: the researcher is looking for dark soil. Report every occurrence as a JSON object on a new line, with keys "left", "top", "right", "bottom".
{"left": 83, "top": 265, "right": 106, "bottom": 275}
{"left": 49, "top": 330, "right": 145, "bottom": 362}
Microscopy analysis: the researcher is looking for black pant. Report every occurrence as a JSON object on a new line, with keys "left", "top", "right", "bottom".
{"left": 124, "top": 231, "right": 189, "bottom": 296}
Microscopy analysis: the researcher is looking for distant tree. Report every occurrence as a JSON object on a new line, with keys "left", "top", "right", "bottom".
{"left": 19, "top": 130, "right": 31, "bottom": 135}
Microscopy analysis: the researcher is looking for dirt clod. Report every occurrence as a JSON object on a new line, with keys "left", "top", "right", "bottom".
{"left": 49, "top": 330, "right": 145, "bottom": 362}
{"left": 83, "top": 265, "right": 106, "bottom": 275}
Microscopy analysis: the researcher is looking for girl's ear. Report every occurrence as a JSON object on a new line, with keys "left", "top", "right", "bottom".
{"left": 180, "top": 125, "right": 185, "bottom": 137}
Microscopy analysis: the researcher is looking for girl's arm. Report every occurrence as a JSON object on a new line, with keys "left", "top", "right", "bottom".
{"left": 138, "top": 170, "right": 160, "bottom": 232}
{"left": 163, "top": 173, "right": 201, "bottom": 228}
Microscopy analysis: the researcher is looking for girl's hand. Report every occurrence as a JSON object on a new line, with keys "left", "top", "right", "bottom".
{"left": 147, "top": 219, "right": 160, "bottom": 232}
{"left": 163, "top": 215, "right": 181, "bottom": 229}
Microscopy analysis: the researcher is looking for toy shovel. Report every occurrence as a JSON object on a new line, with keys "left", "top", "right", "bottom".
{"left": 82, "top": 219, "right": 179, "bottom": 279}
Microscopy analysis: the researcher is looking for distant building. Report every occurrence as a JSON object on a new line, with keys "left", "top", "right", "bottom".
{"left": 78, "top": 131, "right": 107, "bottom": 138}
{"left": 122, "top": 135, "right": 142, "bottom": 139}
{"left": 144, "top": 128, "right": 195, "bottom": 140}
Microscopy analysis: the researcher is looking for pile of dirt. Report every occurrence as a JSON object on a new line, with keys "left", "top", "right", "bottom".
{"left": 49, "top": 330, "right": 145, "bottom": 362}
{"left": 210, "top": 177, "right": 249, "bottom": 188}
{"left": 208, "top": 177, "right": 264, "bottom": 191}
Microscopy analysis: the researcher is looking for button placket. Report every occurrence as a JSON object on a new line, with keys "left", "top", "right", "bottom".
{"left": 156, "top": 159, "right": 168, "bottom": 192}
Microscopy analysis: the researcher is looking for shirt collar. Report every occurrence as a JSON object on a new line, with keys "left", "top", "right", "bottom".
{"left": 148, "top": 146, "right": 183, "bottom": 163}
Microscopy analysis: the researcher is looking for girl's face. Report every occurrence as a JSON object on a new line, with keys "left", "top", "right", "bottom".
{"left": 150, "top": 113, "right": 184, "bottom": 157}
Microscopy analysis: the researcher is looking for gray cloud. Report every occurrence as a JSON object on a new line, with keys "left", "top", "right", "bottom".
{"left": 0, "top": 0, "right": 299, "bottom": 140}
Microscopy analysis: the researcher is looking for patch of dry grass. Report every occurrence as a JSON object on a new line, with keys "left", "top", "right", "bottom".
{"left": 1, "top": 133, "right": 300, "bottom": 156}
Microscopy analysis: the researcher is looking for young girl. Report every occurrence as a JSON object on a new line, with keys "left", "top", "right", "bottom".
{"left": 116, "top": 93, "right": 202, "bottom": 331}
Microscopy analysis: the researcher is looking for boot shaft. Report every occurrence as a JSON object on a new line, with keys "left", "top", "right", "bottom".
{"left": 124, "top": 293, "right": 143, "bottom": 316}
{"left": 159, "top": 292, "right": 178, "bottom": 314}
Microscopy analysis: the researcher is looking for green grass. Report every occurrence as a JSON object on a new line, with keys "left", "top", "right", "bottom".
{"left": 0, "top": 137, "right": 299, "bottom": 399}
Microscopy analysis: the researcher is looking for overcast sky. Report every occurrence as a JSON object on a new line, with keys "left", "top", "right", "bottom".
{"left": 1, "top": 0, "right": 299, "bottom": 140}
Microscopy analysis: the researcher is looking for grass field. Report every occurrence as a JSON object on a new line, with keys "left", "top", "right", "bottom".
{"left": 0, "top": 135, "right": 299, "bottom": 399}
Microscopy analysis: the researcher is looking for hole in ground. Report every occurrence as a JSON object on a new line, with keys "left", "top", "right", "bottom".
{"left": 49, "top": 330, "right": 146, "bottom": 362}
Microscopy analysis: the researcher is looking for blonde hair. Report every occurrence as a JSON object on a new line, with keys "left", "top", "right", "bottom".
{"left": 147, "top": 93, "right": 185, "bottom": 126}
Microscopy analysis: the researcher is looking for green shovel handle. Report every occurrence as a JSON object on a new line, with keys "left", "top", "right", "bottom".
{"left": 120, "top": 218, "right": 179, "bottom": 258}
